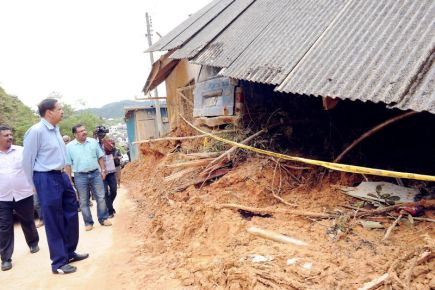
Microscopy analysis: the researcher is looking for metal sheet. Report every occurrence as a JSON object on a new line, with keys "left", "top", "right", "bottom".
{"left": 276, "top": 0, "right": 435, "bottom": 114}
{"left": 171, "top": 0, "right": 255, "bottom": 60}
{"left": 192, "top": 0, "right": 289, "bottom": 68}
{"left": 393, "top": 52, "right": 435, "bottom": 113}
{"left": 220, "top": 0, "right": 347, "bottom": 85}
{"left": 193, "top": 77, "right": 235, "bottom": 117}
{"left": 147, "top": 0, "right": 234, "bottom": 52}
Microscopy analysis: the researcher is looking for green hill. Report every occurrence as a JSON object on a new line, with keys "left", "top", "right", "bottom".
{"left": 0, "top": 86, "right": 38, "bottom": 145}
{"left": 78, "top": 100, "right": 154, "bottom": 119}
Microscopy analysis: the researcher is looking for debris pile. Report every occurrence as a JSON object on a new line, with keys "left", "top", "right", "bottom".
{"left": 123, "top": 136, "right": 435, "bottom": 289}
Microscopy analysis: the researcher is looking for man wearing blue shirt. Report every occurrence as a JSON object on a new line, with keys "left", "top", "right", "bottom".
{"left": 22, "top": 99, "right": 88, "bottom": 275}
{"left": 65, "top": 124, "right": 112, "bottom": 231}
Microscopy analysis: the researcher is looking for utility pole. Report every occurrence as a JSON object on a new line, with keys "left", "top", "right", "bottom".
{"left": 145, "top": 12, "right": 164, "bottom": 137}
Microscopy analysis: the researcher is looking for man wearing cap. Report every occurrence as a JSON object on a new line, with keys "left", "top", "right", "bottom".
{"left": 0, "top": 125, "right": 40, "bottom": 271}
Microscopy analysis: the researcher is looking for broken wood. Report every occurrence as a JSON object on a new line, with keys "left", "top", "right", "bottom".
{"left": 355, "top": 199, "right": 435, "bottom": 218}
{"left": 214, "top": 203, "right": 333, "bottom": 219}
{"left": 357, "top": 273, "right": 389, "bottom": 290}
{"left": 165, "top": 158, "right": 214, "bottom": 168}
{"left": 382, "top": 211, "right": 404, "bottom": 241}
{"left": 206, "top": 128, "right": 267, "bottom": 168}
{"left": 334, "top": 111, "right": 417, "bottom": 163}
{"left": 164, "top": 167, "right": 199, "bottom": 183}
{"left": 174, "top": 168, "right": 230, "bottom": 192}
{"left": 404, "top": 251, "right": 433, "bottom": 289}
{"left": 134, "top": 130, "right": 235, "bottom": 144}
{"left": 185, "top": 152, "right": 223, "bottom": 158}
{"left": 247, "top": 226, "right": 308, "bottom": 246}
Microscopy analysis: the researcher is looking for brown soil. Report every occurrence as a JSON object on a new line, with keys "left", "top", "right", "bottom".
{"left": 123, "top": 146, "right": 435, "bottom": 290}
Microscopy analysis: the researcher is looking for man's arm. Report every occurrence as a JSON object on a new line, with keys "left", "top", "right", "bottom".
{"left": 65, "top": 165, "right": 73, "bottom": 182}
{"left": 65, "top": 146, "right": 73, "bottom": 182}
{"left": 22, "top": 127, "right": 39, "bottom": 186}
{"left": 98, "top": 157, "right": 106, "bottom": 180}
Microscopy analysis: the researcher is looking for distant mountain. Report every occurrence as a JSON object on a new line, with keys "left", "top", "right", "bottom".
{"left": 77, "top": 100, "right": 155, "bottom": 119}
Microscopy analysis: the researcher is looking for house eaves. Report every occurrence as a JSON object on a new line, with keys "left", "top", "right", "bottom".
{"left": 147, "top": 0, "right": 435, "bottom": 114}
{"left": 276, "top": 0, "right": 435, "bottom": 114}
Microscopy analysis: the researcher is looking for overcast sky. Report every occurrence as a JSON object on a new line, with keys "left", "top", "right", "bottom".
{"left": 0, "top": 0, "right": 211, "bottom": 109}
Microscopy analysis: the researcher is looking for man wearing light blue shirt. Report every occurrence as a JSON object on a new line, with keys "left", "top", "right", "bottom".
{"left": 23, "top": 99, "right": 88, "bottom": 275}
{"left": 65, "top": 124, "right": 111, "bottom": 231}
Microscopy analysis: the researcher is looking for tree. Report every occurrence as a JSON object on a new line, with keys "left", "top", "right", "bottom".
{"left": 0, "top": 86, "right": 38, "bottom": 145}
{"left": 59, "top": 111, "right": 104, "bottom": 138}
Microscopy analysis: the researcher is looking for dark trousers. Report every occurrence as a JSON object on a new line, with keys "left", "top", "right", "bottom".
{"left": 0, "top": 196, "right": 39, "bottom": 262}
{"left": 104, "top": 172, "right": 117, "bottom": 215}
{"left": 33, "top": 171, "right": 79, "bottom": 271}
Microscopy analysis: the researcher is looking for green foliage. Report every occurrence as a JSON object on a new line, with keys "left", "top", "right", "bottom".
{"left": 0, "top": 86, "right": 105, "bottom": 143}
{"left": 59, "top": 111, "right": 104, "bottom": 138}
{"left": 0, "top": 86, "right": 38, "bottom": 145}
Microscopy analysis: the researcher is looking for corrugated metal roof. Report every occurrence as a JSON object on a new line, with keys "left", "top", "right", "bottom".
{"left": 192, "top": 0, "right": 289, "bottom": 67}
{"left": 148, "top": 0, "right": 435, "bottom": 114}
{"left": 219, "top": 0, "right": 347, "bottom": 85}
{"left": 147, "top": 0, "right": 233, "bottom": 52}
{"left": 171, "top": 0, "right": 255, "bottom": 60}
{"left": 276, "top": 0, "right": 435, "bottom": 114}
{"left": 393, "top": 51, "right": 435, "bottom": 113}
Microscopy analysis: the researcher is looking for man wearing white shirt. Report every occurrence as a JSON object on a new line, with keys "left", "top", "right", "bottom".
{"left": 0, "top": 125, "right": 39, "bottom": 271}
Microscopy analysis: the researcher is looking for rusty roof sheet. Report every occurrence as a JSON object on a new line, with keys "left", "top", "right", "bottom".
{"left": 171, "top": 0, "right": 255, "bottom": 60}
{"left": 219, "top": 0, "right": 347, "bottom": 85}
{"left": 147, "top": 0, "right": 234, "bottom": 52}
{"left": 276, "top": 0, "right": 435, "bottom": 114}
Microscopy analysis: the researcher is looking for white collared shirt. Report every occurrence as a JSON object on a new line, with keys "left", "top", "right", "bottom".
{"left": 0, "top": 145, "right": 34, "bottom": 201}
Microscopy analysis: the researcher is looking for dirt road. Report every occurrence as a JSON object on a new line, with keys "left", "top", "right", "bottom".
{"left": 0, "top": 187, "right": 141, "bottom": 290}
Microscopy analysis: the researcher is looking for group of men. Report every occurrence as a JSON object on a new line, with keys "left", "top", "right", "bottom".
{"left": 0, "top": 98, "right": 121, "bottom": 274}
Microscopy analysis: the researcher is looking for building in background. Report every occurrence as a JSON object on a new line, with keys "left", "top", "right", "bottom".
{"left": 124, "top": 104, "right": 169, "bottom": 160}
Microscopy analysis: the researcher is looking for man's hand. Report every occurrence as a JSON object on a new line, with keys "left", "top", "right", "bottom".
{"left": 101, "top": 170, "right": 107, "bottom": 181}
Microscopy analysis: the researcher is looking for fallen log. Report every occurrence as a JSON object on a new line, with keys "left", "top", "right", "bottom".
{"left": 164, "top": 167, "right": 199, "bottom": 183}
{"left": 355, "top": 200, "right": 435, "bottom": 218}
{"left": 247, "top": 226, "right": 308, "bottom": 246}
{"left": 165, "top": 158, "right": 214, "bottom": 168}
{"left": 185, "top": 152, "right": 223, "bottom": 158}
{"left": 134, "top": 130, "right": 235, "bottom": 144}
{"left": 214, "top": 203, "right": 333, "bottom": 219}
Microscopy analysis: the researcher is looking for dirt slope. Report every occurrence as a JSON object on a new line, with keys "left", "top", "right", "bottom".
{"left": 123, "top": 152, "right": 435, "bottom": 290}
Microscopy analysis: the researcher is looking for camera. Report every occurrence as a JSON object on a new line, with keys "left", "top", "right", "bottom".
{"left": 95, "top": 125, "right": 109, "bottom": 136}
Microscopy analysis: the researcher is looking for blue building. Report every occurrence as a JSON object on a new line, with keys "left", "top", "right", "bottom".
{"left": 124, "top": 104, "right": 169, "bottom": 160}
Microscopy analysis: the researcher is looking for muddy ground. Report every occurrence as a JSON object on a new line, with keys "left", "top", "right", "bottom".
{"left": 123, "top": 143, "right": 435, "bottom": 290}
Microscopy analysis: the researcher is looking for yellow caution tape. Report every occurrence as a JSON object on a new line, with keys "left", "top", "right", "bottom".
{"left": 181, "top": 116, "right": 435, "bottom": 182}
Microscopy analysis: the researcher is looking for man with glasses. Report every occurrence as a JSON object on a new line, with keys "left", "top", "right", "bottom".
{"left": 23, "top": 99, "right": 88, "bottom": 275}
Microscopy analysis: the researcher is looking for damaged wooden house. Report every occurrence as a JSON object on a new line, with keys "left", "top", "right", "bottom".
{"left": 142, "top": 0, "right": 435, "bottom": 182}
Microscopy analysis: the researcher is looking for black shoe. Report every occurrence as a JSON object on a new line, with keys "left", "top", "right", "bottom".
{"left": 52, "top": 264, "right": 77, "bottom": 274}
{"left": 30, "top": 244, "right": 40, "bottom": 254}
{"left": 1, "top": 260, "right": 12, "bottom": 271}
{"left": 68, "top": 253, "right": 89, "bottom": 263}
